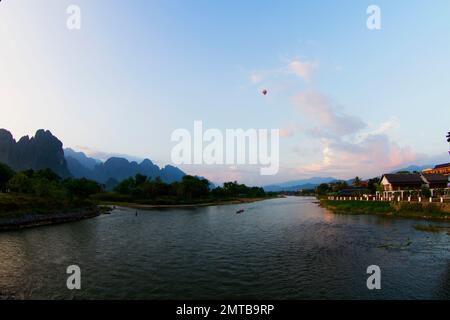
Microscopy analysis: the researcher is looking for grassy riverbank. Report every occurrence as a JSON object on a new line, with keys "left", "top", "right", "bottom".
{"left": 320, "top": 199, "right": 450, "bottom": 221}
{"left": 0, "top": 193, "right": 101, "bottom": 231}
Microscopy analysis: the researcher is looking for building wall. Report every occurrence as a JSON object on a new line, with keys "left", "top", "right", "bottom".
{"left": 423, "top": 166, "right": 450, "bottom": 176}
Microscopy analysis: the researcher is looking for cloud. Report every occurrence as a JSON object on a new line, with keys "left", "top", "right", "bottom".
{"left": 293, "top": 90, "right": 366, "bottom": 136}
{"left": 249, "top": 58, "right": 317, "bottom": 85}
{"left": 250, "top": 71, "right": 265, "bottom": 84}
{"left": 279, "top": 124, "right": 298, "bottom": 138}
{"left": 292, "top": 90, "right": 422, "bottom": 178}
{"left": 288, "top": 59, "right": 317, "bottom": 82}
{"left": 370, "top": 117, "right": 399, "bottom": 135}
{"left": 297, "top": 134, "right": 420, "bottom": 178}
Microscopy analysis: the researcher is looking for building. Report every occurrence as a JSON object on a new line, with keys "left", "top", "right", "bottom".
{"left": 379, "top": 172, "right": 449, "bottom": 199}
{"left": 380, "top": 173, "right": 424, "bottom": 192}
{"left": 421, "top": 173, "right": 448, "bottom": 189}
{"left": 422, "top": 163, "right": 450, "bottom": 176}
{"left": 337, "top": 187, "right": 369, "bottom": 197}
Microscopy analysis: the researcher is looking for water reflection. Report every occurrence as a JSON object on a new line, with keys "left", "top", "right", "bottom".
{"left": 0, "top": 196, "right": 449, "bottom": 299}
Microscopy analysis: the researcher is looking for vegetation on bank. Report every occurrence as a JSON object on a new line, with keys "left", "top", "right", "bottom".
{"left": 0, "top": 163, "right": 101, "bottom": 216}
{"left": 93, "top": 174, "right": 272, "bottom": 206}
{"left": 320, "top": 199, "right": 449, "bottom": 220}
{"left": 0, "top": 161, "right": 273, "bottom": 217}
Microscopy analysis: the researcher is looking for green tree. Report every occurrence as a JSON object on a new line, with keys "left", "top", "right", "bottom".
{"left": 64, "top": 178, "right": 102, "bottom": 199}
{"left": 114, "top": 177, "right": 135, "bottom": 194}
{"left": 352, "top": 176, "right": 362, "bottom": 187}
{"left": 316, "top": 183, "right": 331, "bottom": 195}
{"left": 367, "top": 178, "right": 380, "bottom": 194}
{"left": 178, "top": 175, "right": 209, "bottom": 200}
{"left": 0, "top": 162, "right": 14, "bottom": 192}
{"left": 420, "top": 186, "right": 432, "bottom": 198}
{"left": 7, "top": 172, "right": 32, "bottom": 193}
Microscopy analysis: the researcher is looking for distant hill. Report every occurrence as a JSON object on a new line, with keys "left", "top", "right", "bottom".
{"left": 390, "top": 164, "right": 431, "bottom": 173}
{"left": 64, "top": 148, "right": 100, "bottom": 170}
{"left": 65, "top": 150, "right": 186, "bottom": 184}
{"left": 0, "top": 128, "right": 71, "bottom": 178}
{"left": 264, "top": 177, "right": 338, "bottom": 192}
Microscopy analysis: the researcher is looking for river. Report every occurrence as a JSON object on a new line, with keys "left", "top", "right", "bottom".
{"left": 0, "top": 196, "right": 449, "bottom": 299}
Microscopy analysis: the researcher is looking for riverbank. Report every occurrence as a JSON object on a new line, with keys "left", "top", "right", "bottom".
{"left": 99, "top": 195, "right": 280, "bottom": 210}
{"left": 0, "top": 208, "right": 102, "bottom": 231}
{"left": 320, "top": 199, "right": 450, "bottom": 221}
{"left": 0, "top": 193, "right": 104, "bottom": 231}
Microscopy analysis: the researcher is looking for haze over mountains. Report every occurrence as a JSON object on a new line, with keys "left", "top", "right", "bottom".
{"left": 263, "top": 177, "right": 338, "bottom": 192}
{"left": 0, "top": 129, "right": 186, "bottom": 186}
{"left": 262, "top": 165, "right": 434, "bottom": 191}
{"left": 65, "top": 148, "right": 185, "bottom": 184}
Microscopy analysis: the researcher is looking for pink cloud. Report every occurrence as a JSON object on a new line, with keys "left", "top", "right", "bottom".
{"left": 294, "top": 90, "right": 366, "bottom": 136}
{"left": 292, "top": 90, "right": 422, "bottom": 178}
{"left": 288, "top": 59, "right": 317, "bottom": 82}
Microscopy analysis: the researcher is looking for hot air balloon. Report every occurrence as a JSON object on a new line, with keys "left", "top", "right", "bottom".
{"left": 262, "top": 89, "right": 267, "bottom": 95}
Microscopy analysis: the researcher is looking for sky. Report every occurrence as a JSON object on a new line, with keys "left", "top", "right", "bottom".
{"left": 1, "top": 0, "right": 449, "bottom": 185}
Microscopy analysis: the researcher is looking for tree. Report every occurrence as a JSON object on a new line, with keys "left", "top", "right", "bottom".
{"left": 316, "top": 183, "right": 331, "bottom": 195}
{"left": 331, "top": 181, "right": 348, "bottom": 192}
{"left": 177, "top": 175, "right": 209, "bottom": 199}
{"left": 367, "top": 178, "right": 380, "bottom": 194}
{"left": 7, "top": 172, "right": 32, "bottom": 193}
{"left": 0, "top": 163, "right": 14, "bottom": 192}
{"left": 420, "top": 186, "right": 431, "bottom": 198}
{"left": 114, "top": 177, "right": 134, "bottom": 194}
{"left": 353, "top": 176, "right": 362, "bottom": 187}
{"left": 35, "top": 168, "right": 61, "bottom": 182}
{"left": 64, "top": 178, "right": 102, "bottom": 199}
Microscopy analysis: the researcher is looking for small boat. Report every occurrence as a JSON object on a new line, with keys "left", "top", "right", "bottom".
{"left": 236, "top": 209, "right": 245, "bottom": 214}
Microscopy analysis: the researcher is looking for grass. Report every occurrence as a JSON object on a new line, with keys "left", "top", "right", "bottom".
{"left": 321, "top": 199, "right": 449, "bottom": 220}
{"left": 320, "top": 200, "right": 392, "bottom": 214}
{"left": 0, "top": 192, "right": 93, "bottom": 218}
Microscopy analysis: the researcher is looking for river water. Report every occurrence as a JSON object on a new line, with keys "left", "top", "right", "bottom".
{"left": 0, "top": 196, "right": 449, "bottom": 299}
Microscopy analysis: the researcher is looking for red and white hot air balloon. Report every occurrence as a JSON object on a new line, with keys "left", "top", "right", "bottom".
{"left": 262, "top": 89, "right": 268, "bottom": 95}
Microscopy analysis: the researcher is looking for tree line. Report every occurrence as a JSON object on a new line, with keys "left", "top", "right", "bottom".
{"left": 0, "top": 162, "right": 102, "bottom": 203}
{"left": 0, "top": 162, "right": 267, "bottom": 204}
{"left": 111, "top": 173, "right": 266, "bottom": 201}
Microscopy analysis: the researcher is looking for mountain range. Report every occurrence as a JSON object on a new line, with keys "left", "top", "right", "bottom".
{"left": 1, "top": 128, "right": 441, "bottom": 191}
{"left": 263, "top": 177, "right": 339, "bottom": 192}
{"left": 263, "top": 165, "right": 434, "bottom": 192}
{"left": 65, "top": 149, "right": 185, "bottom": 184}
{"left": 0, "top": 129, "right": 186, "bottom": 186}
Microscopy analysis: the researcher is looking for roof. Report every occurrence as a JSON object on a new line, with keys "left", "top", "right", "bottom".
{"left": 381, "top": 173, "right": 424, "bottom": 185}
{"left": 338, "top": 187, "right": 369, "bottom": 196}
{"left": 422, "top": 173, "right": 448, "bottom": 184}
{"left": 434, "top": 163, "right": 450, "bottom": 169}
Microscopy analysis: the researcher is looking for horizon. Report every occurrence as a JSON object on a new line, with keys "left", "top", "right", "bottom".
{"left": 1, "top": 1, "right": 450, "bottom": 185}
{"left": 1, "top": 126, "right": 446, "bottom": 187}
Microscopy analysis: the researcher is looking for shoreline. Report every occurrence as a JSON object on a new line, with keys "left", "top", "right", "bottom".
{"left": 0, "top": 197, "right": 280, "bottom": 231}
{"left": 101, "top": 196, "right": 280, "bottom": 210}
{"left": 0, "top": 208, "right": 102, "bottom": 232}
{"left": 320, "top": 199, "right": 450, "bottom": 222}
